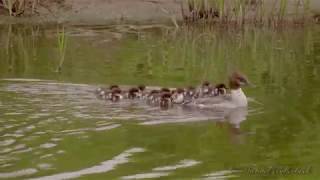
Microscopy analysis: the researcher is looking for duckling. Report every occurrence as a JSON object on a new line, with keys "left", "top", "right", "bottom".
{"left": 95, "top": 87, "right": 109, "bottom": 99}
{"left": 128, "top": 87, "right": 140, "bottom": 99}
{"left": 96, "top": 85, "right": 121, "bottom": 100}
{"left": 184, "top": 86, "right": 199, "bottom": 99}
{"left": 138, "top": 85, "right": 146, "bottom": 98}
{"left": 160, "top": 88, "right": 171, "bottom": 93}
{"left": 109, "top": 88, "right": 123, "bottom": 102}
{"left": 214, "top": 83, "right": 227, "bottom": 96}
{"left": 147, "top": 89, "right": 161, "bottom": 104}
{"left": 199, "top": 81, "right": 214, "bottom": 97}
{"left": 172, "top": 88, "right": 185, "bottom": 104}
{"left": 109, "top": 85, "right": 119, "bottom": 90}
{"left": 127, "top": 85, "right": 147, "bottom": 99}
{"left": 160, "top": 92, "right": 173, "bottom": 109}
{"left": 138, "top": 85, "right": 146, "bottom": 92}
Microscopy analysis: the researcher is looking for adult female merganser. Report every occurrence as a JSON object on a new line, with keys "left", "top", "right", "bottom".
{"left": 187, "top": 72, "right": 250, "bottom": 108}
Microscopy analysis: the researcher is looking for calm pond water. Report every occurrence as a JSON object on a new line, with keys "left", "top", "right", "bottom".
{"left": 0, "top": 24, "right": 319, "bottom": 179}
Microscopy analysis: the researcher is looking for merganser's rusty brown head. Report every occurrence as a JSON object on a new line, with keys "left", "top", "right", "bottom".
{"left": 229, "top": 72, "right": 249, "bottom": 90}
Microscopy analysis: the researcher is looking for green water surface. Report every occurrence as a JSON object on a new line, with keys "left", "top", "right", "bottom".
{"left": 0, "top": 24, "right": 320, "bottom": 179}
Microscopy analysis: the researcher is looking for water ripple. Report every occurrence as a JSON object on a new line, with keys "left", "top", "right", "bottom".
{"left": 0, "top": 168, "right": 38, "bottom": 179}
{"left": 29, "top": 148, "right": 145, "bottom": 180}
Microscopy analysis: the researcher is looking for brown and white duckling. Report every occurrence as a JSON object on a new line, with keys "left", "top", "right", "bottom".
{"left": 128, "top": 87, "right": 140, "bottom": 99}
{"left": 108, "top": 87, "right": 123, "bottom": 102}
{"left": 138, "top": 85, "right": 146, "bottom": 98}
{"left": 160, "top": 92, "right": 173, "bottom": 109}
{"left": 172, "top": 88, "right": 185, "bottom": 104}
{"left": 95, "top": 85, "right": 120, "bottom": 99}
{"left": 147, "top": 89, "right": 161, "bottom": 104}
{"left": 160, "top": 88, "right": 171, "bottom": 93}
{"left": 199, "top": 81, "right": 214, "bottom": 97}
{"left": 147, "top": 88, "right": 172, "bottom": 105}
{"left": 184, "top": 86, "right": 199, "bottom": 99}
{"left": 127, "top": 85, "right": 147, "bottom": 99}
{"left": 213, "top": 83, "right": 227, "bottom": 96}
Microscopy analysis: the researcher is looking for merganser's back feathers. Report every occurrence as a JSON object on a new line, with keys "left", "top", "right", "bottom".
{"left": 185, "top": 72, "right": 250, "bottom": 108}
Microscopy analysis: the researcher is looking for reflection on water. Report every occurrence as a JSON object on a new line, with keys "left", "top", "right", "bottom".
{"left": 1, "top": 79, "right": 259, "bottom": 125}
{"left": 0, "top": 24, "right": 320, "bottom": 179}
{"left": 122, "top": 159, "right": 200, "bottom": 180}
{"left": 30, "top": 148, "right": 145, "bottom": 180}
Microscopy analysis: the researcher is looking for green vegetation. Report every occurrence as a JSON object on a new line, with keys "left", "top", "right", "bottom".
{"left": 1, "top": 0, "right": 39, "bottom": 16}
{"left": 56, "top": 25, "right": 67, "bottom": 73}
{"left": 184, "top": 0, "right": 313, "bottom": 26}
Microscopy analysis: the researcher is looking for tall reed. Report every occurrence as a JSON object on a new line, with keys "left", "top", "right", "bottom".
{"left": 278, "top": 0, "right": 288, "bottom": 22}
{"left": 56, "top": 26, "right": 67, "bottom": 73}
{"left": 1, "top": 0, "right": 39, "bottom": 16}
{"left": 183, "top": 0, "right": 313, "bottom": 27}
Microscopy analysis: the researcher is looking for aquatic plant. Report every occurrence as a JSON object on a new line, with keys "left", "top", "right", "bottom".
{"left": 1, "top": 0, "right": 25, "bottom": 16}
{"left": 183, "top": 0, "right": 314, "bottom": 27}
{"left": 56, "top": 25, "right": 67, "bottom": 73}
{"left": 1, "top": 0, "right": 39, "bottom": 16}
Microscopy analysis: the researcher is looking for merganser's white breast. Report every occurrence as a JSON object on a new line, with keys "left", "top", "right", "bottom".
{"left": 230, "top": 88, "right": 247, "bottom": 107}
{"left": 185, "top": 88, "right": 248, "bottom": 109}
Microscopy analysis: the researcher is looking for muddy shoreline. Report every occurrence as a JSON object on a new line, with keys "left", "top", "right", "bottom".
{"left": 1, "top": 0, "right": 320, "bottom": 25}
{"left": 0, "top": 0, "right": 184, "bottom": 25}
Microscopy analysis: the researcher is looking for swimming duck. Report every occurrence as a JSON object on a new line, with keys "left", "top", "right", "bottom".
{"left": 172, "top": 88, "right": 185, "bottom": 104}
{"left": 186, "top": 72, "right": 250, "bottom": 108}
{"left": 137, "top": 85, "right": 147, "bottom": 98}
{"left": 127, "top": 85, "right": 146, "bottom": 99}
{"left": 147, "top": 89, "right": 161, "bottom": 104}
{"left": 95, "top": 85, "right": 120, "bottom": 100}
{"left": 199, "top": 81, "right": 214, "bottom": 97}
{"left": 214, "top": 83, "right": 227, "bottom": 96}
{"left": 160, "top": 92, "right": 173, "bottom": 109}
{"left": 184, "top": 86, "right": 198, "bottom": 99}
{"left": 128, "top": 87, "right": 140, "bottom": 99}
{"left": 146, "top": 88, "right": 174, "bottom": 106}
{"left": 108, "top": 87, "right": 123, "bottom": 102}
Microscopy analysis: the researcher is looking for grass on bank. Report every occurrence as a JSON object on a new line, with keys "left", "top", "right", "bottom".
{"left": 183, "top": 0, "right": 314, "bottom": 27}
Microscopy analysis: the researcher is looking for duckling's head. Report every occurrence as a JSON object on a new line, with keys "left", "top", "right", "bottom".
{"left": 229, "top": 72, "right": 249, "bottom": 90}
{"left": 201, "top": 81, "right": 211, "bottom": 94}
{"left": 202, "top": 81, "right": 210, "bottom": 87}
{"left": 128, "top": 87, "right": 139, "bottom": 99}
{"left": 172, "top": 88, "right": 185, "bottom": 104}
{"left": 161, "top": 88, "right": 171, "bottom": 93}
{"left": 109, "top": 85, "right": 119, "bottom": 90}
{"left": 185, "top": 86, "right": 196, "bottom": 97}
{"left": 160, "top": 92, "right": 172, "bottom": 109}
{"left": 138, "top": 85, "right": 146, "bottom": 92}
{"left": 111, "top": 88, "right": 122, "bottom": 102}
{"left": 176, "top": 88, "right": 184, "bottom": 94}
